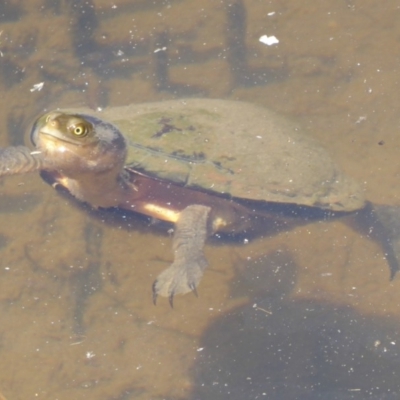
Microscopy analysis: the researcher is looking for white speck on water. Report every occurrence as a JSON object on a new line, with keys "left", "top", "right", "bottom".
{"left": 259, "top": 35, "right": 279, "bottom": 46}
{"left": 355, "top": 115, "right": 367, "bottom": 124}
{"left": 197, "top": 347, "right": 204, "bottom": 352}
{"left": 267, "top": 11, "right": 275, "bottom": 16}
{"left": 154, "top": 47, "right": 167, "bottom": 53}
{"left": 30, "top": 82, "right": 44, "bottom": 92}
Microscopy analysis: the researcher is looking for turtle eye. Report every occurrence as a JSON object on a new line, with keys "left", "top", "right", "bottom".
{"left": 70, "top": 122, "right": 90, "bottom": 137}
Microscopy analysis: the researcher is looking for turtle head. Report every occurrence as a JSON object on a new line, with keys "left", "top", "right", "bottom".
{"left": 29, "top": 111, "right": 130, "bottom": 208}
{"left": 31, "top": 111, "right": 127, "bottom": 179}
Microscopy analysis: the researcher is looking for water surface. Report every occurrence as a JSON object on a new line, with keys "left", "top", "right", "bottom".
{"left": 1, "top": 1, "right": 400, "bottom": 399}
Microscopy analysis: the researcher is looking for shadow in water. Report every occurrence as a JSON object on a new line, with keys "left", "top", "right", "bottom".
{"left": 190, "top": 250, "right": 400, "bottom": 400}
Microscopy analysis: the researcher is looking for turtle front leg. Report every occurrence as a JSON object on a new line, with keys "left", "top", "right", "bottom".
{"left": 0, "top": 146, "right": 44, "bottom": 176}
{"left": 152, "top": 204, "right": 211, "bottom": 306}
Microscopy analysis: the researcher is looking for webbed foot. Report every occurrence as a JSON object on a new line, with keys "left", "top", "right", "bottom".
{"left": 152, "top": 204, "right": 211, "bottom": 306}
{"left": 152, "top": 254, "right": 208, "bottom": 306}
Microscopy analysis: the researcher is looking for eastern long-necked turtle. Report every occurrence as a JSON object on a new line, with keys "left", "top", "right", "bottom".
{"left": 0, "top": 98, "right": 399, "bottom": 305}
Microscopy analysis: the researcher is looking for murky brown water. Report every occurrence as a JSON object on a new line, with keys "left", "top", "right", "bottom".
{"left": 1, "top": 1, "right": 400, "bottom": 399}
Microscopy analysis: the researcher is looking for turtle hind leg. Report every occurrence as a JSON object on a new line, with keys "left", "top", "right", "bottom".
{"left": 152, "top": 204, "right": 211, "bottom": 306}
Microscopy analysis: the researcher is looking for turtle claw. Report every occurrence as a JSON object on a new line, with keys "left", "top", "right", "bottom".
{"left": 152, "top": 273, "right": 200, "bottom": 307}
{"left": 169, "top": 292, "right": 175, "bottom": 308}
{"left": 152, "top": 283, "right": 178, "bottom": 308}
{"left": 166, "top": 284, "right": 197, "bottom": 307}
{"left": 189, "top": 283, "right": 199, "bottom": 298}
{"left": 152, "top": 257, "right": 206, "bottom": 306}
{"left": 152, "top": 281, "right": 176, "bottom": 308}
{"left": 152, "top": 281, "right": 158, "bottom": 305}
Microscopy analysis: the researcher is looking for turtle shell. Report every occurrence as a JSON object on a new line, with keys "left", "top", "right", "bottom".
{"left": 73, "top": 98, "right": 365, "bottom": 212}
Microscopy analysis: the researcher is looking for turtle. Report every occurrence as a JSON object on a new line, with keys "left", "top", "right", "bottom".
{"left": 0, "top": 98, "right": 399, "bottom": 305}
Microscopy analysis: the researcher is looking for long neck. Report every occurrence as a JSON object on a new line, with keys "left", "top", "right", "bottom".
{"left": 61, "top": 168, "right": 128, "bottom": 209}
